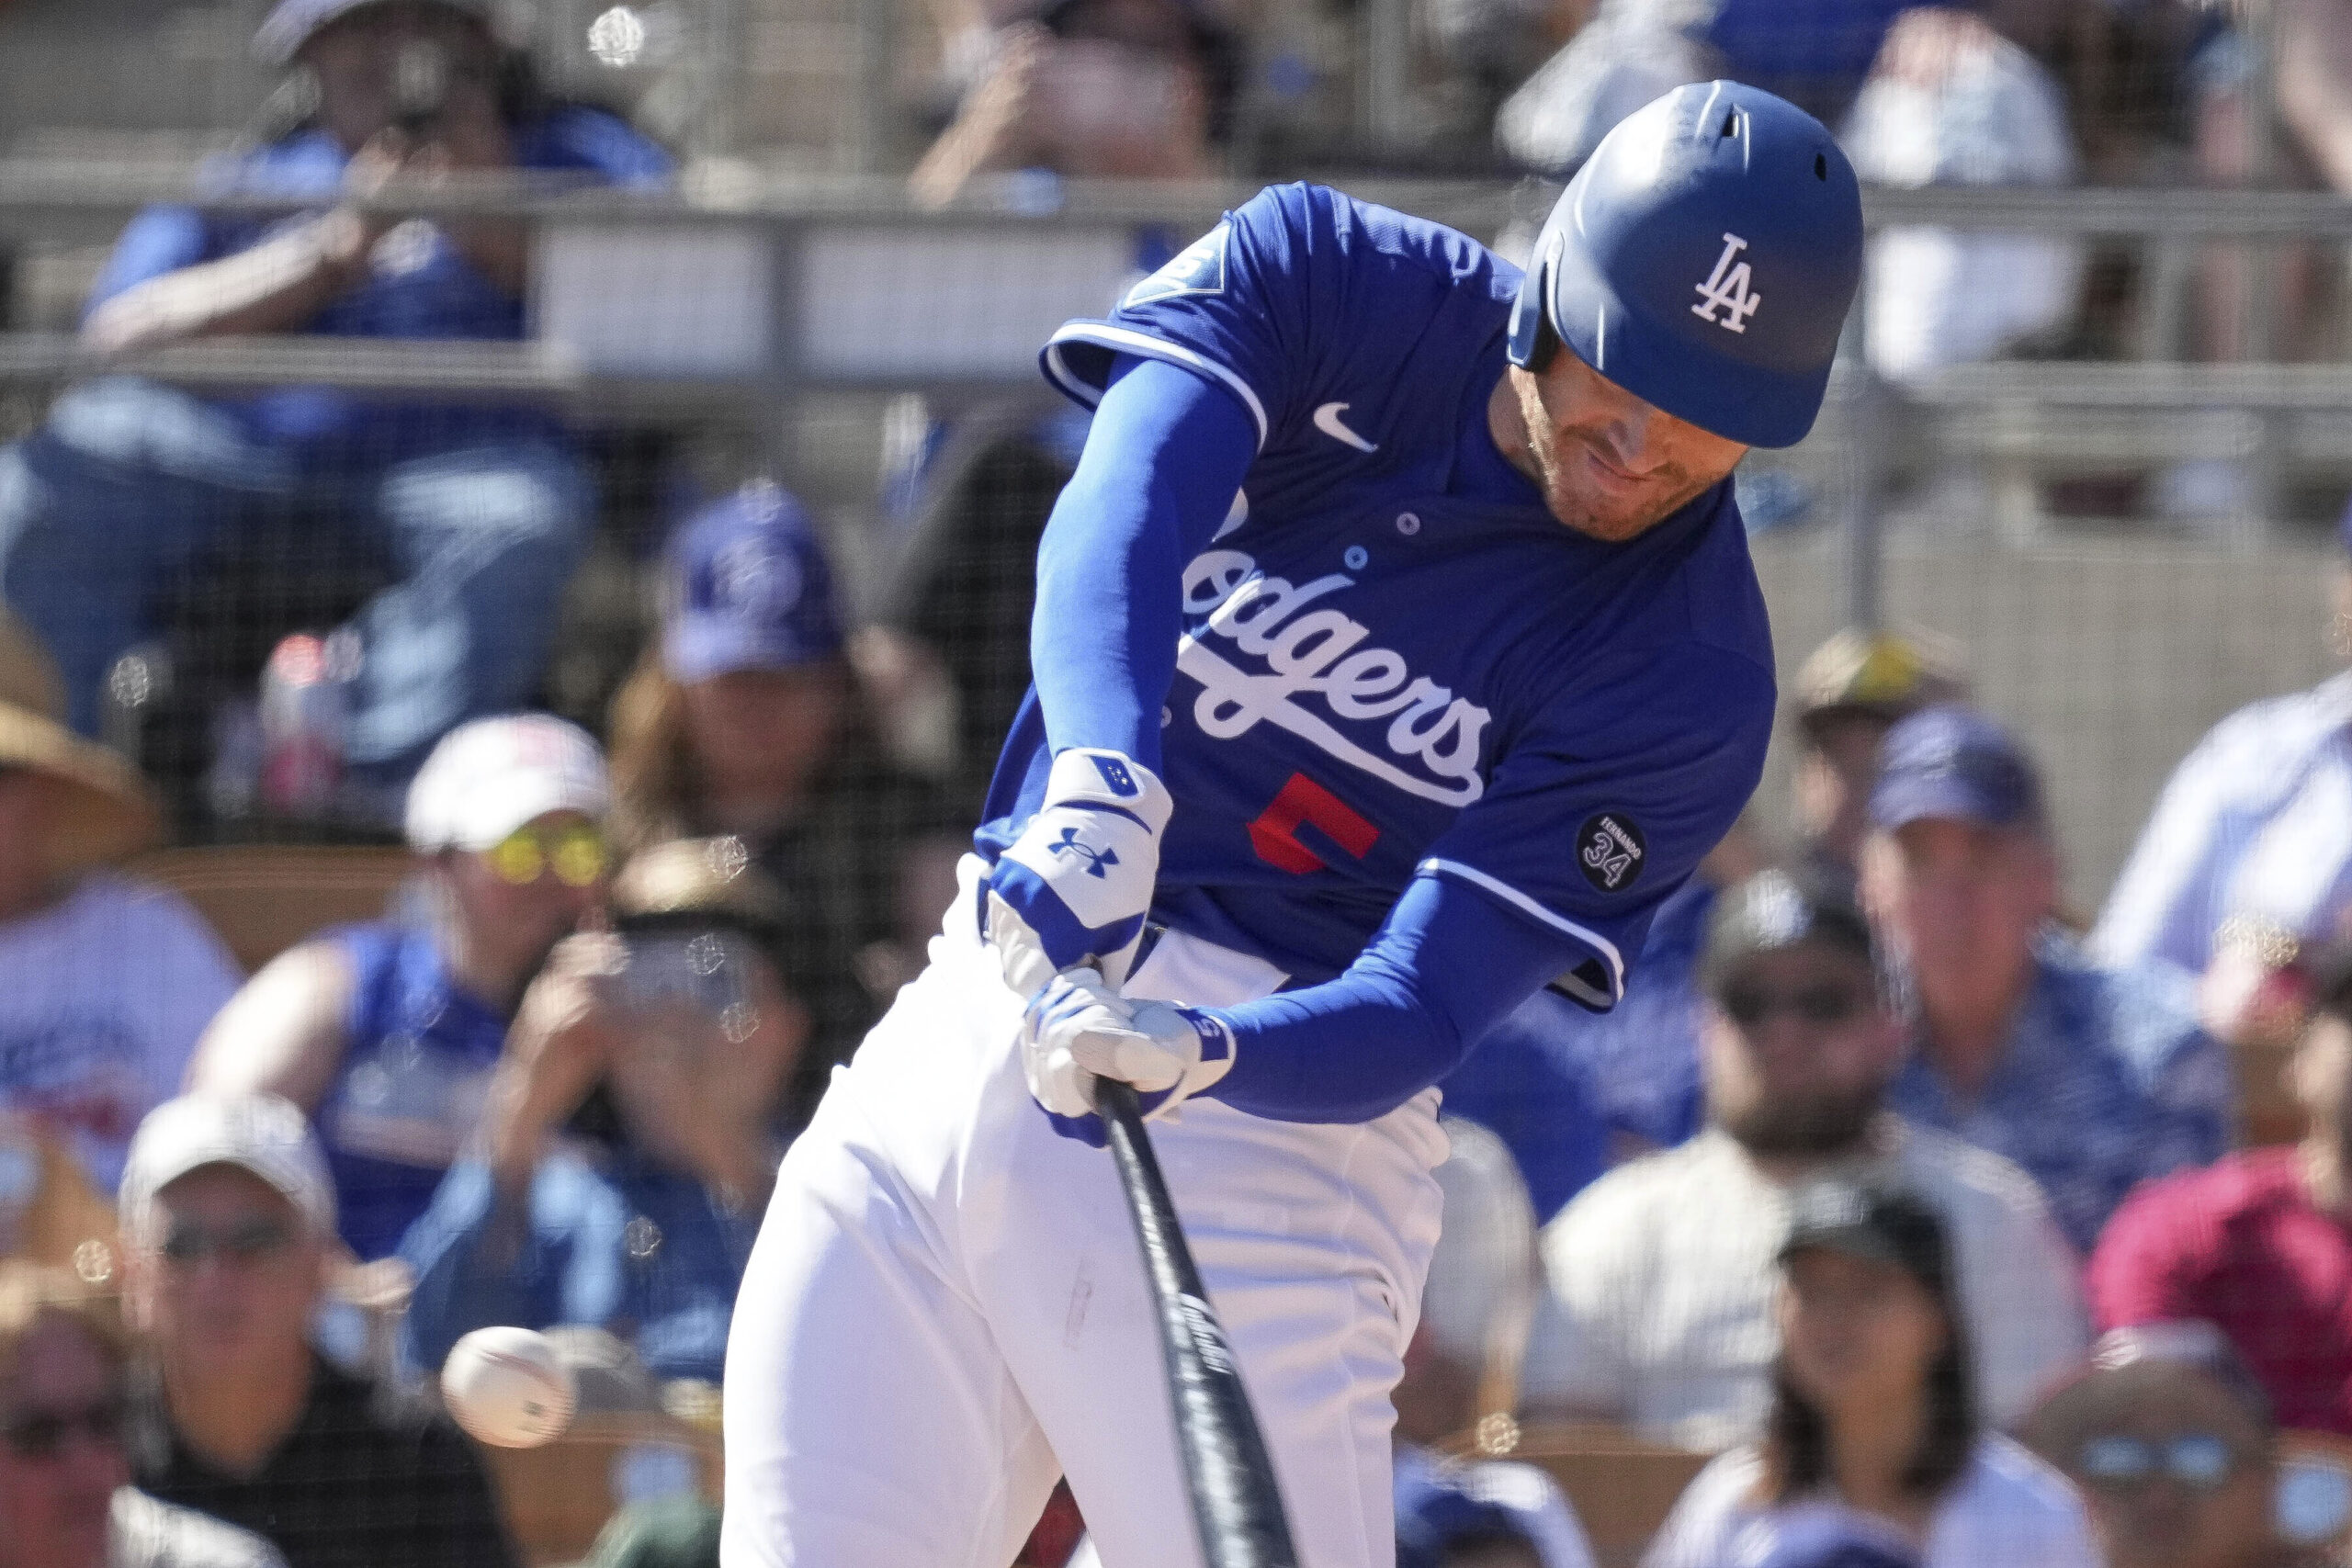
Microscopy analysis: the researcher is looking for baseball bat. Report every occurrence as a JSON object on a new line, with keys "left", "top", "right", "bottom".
{"left": 1095, "top": 1078, "right": 1300, "bottom": 1568}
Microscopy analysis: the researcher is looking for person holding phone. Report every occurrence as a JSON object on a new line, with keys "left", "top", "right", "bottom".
{"left": 397, "top": 837, "right": 806, "bottom": 1385}
{"left": 190, "top": 714, "right": 614, "bottom": 1260}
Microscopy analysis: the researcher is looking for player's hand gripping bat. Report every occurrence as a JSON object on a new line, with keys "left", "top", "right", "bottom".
{"left": 1094, "top": 1078, "right": 1299, "bottom": 1568}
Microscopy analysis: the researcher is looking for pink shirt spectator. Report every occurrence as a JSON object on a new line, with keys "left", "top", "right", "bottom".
{"left": 2086, "top": 1147, "right": 2352, "bottom": 1435}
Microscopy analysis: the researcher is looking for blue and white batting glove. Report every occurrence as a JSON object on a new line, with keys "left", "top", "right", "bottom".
{"left": 986, "top": 748, "right": 1172, "bottom": 998}
{"left": 1020, "top": 968, "right": 1237, "bottom": 1145}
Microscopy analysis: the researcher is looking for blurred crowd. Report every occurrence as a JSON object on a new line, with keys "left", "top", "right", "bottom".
{"left": 7, "top": 0, "right": 2352, "bottom": 1567}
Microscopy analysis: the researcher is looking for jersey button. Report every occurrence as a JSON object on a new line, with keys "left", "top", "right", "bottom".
{"left": 1396, "top": 512, "right": 1421, "bottom": 536}
{"left": 1343, "top": 546, "right": 1369, "bottom": 570}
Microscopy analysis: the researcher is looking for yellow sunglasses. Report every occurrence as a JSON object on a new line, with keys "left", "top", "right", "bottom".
{"left": 486, "top": 823, "right": 609, "bottom": 887}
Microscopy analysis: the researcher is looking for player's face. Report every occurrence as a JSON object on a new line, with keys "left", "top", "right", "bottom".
{"left": 1489, "top": 349, "right": 1748, "bottom": 543}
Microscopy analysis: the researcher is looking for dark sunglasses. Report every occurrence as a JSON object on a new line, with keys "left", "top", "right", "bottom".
{"left": 1720, "top": 981, "right": 1871, "bottom": 1029}
{"left": 2078, "top": 1432, "right": 2241, "bottom": 1491}
{"left": 2, "top": 1396, "right": 125, "bottom": 1461}
{"left": 158, "top": 1215, "right": 297, "bottom": 1268}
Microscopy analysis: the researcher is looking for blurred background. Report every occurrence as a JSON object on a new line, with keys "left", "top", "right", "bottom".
{"left": 9, "top": 4, "right": 2352, "bottom": 1568}
{"left": 0, "top": 0, "right": 2334, "bottom": 913}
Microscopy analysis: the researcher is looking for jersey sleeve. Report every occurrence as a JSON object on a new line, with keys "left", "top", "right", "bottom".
{"left": 1040, "top": 182, "right": 1337, "bottom": 450}
{"left": 1418, "top": 641, "right": 1775, "bottom": 1010}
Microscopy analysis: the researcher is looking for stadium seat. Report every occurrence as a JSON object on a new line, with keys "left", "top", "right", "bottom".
{"left": 1467, "top": 1422, "right": 1712, "bottom": 1568}
{"left": 476, "top": 1412, "right": 723, "bottom": 1568}
{"left": 130, "top": 844, "right": 412, "bottom": 974}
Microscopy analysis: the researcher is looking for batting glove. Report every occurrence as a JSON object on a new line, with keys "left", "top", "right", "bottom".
{"left": 986, "top": 749, "right": 1172, "bottom": 998}
{"left": 1020, "top": 968, "right": 1236, "bottom": 1144}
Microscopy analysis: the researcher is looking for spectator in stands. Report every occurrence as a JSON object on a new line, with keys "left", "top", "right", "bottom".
{"left": 910, "top": 0, "right": 1236, "bottom": 205}
{"left": 189, "top": 714, "right": 609, "bottom": 1259}
{"left": 0, "top": 612, "right": 239, "bottom": 1197}
{"left": 0, "top": 0, "right": 670, "bottom": 792}
{"left": 2086, "top": 946, "right": 2352, "bottom": 1437}
{"left": 2022, "top": 1324, "right": 2307, "bottom": 1568}
{"left": 1789, "top": 627, "right": 1969, "bottom": 898}
{"left": 1453, "top": 625, "right": 1963, "bottom": 1203}
{"left": 118, "top": 1093, "right": 514, "bottom": 1568}
{"left": 1495, "top": 0, "right": 2064, "bottom": 170}
{"left": 1642, "top": 1178, "right": 2099, "bottom": 1568}
{"left": 1521, "top": 870, "right": 2086, "bottom": 1450}
{"left": 1498, "top": 6, "right": 2079, "bottom": 392}
{"left": 2180, "top": 0, "right": 2352, "bottom": 504}
{"left": 1863, "top": 704, "right": 2229, "bottom": 1253}
{"left": 1395, "top": 1446, "right": 1597, "bottom": 1568}
{"left": 398, "top": 837, "right": 801, "bottom": 1384}
{"left": 2096, "top": 513, "right": 2352, "bottom": 1052}
{"left": 607, "top": 482, "right": 960, "bottom": 1098}
{"left": 0, "top": 1260, "right": 286, "bottom": 1568}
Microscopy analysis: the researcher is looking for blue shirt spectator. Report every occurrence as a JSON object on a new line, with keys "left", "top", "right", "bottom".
{"left": 401, "top": 1145, "right": 762, "bottom": 1383}
{"left": 312, "top": 919, "right": 510, "bottom": 1261}
{"left": 1862, "top": 706, "right": 2230, "bottom": 1253}
{"left": 0, "top": 0, "right": 669, "bottom": 773}
{"left": 190, "top": 716, "right": 615, "bottom": 1259}
{"left": 1885, "top": 928, "right": 2229, "bottom": 1253}
{"left": 89, "top": 107, "right": 667, "bottom": 464}
{"left": 400, "top": 836, "right": 805, "bottom": 1383}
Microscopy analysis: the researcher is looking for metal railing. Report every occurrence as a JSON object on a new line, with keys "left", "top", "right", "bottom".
{"left": 1, "top": 166, "right": 2344, "bottom": 897}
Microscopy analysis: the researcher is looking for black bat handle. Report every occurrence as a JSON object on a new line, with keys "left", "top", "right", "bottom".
{"left": 1096, "top": 1079, "right": 1301, "bottom": 1568}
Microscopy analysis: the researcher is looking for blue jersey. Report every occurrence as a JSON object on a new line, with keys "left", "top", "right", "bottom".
{"left": 317, "top": 921, "right": 509, "bottom": 1260}
{"left": 976, "top": 184, "right": 1775, "bottom": 1008}
{"left": 87, "top": 107, "right": 672, "bottom": 461}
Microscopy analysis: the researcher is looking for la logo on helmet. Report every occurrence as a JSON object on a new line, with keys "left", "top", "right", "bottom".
{"left": 1690, "top": 232, "right": 1762, "bottom": 334}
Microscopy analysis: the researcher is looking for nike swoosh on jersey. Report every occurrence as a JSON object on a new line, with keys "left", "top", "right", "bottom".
{"left": 1312, "top": 401, "right": 1378, "bottom": 454}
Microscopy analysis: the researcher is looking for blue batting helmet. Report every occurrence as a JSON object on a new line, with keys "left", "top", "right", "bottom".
{"left": 1505, "top": 80, "right": 1863, "bottom": 449}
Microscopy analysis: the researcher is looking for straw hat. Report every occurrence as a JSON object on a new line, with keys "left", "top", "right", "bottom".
{"left": 0, "top": 614, "right": 161, "bottom": 881}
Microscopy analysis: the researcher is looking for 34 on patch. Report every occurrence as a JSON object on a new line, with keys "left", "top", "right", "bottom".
{"left": 1577, "top": 813, "right": 1645, "bottom": 892}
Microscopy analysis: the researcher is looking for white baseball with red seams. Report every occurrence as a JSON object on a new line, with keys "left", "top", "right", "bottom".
{"left": 441, "top": 1325, "right": 578, "bottom": 1450}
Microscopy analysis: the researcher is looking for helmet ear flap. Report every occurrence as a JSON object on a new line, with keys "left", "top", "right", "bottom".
{"left": 1506, "top": 230, "right": 1564, "bottom": 372}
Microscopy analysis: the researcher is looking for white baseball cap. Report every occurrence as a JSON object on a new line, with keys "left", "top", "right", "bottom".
{"left": 119, "top": 1093, "right": 337, "bottom": 1240}
{"left": 404, "top": 714, "right": 610, "bottom": 853}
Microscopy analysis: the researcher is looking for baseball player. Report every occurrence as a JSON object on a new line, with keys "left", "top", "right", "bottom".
{"left": 722, "top": 80, "right": 1863, "bottom": 1568}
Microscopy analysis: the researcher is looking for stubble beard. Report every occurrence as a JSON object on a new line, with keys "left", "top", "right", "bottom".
{"left": 1532, "top": 425, "right": 1720, "bottom": 544}
{"left": 1718, "top": 1086, "right": 1882, "bottom": 1160}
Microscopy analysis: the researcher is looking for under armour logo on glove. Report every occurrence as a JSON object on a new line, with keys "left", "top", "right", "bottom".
{"left": 986, "top": 749, "right": 1173, "bottom": 998}
{"left": 1690, "top": 232, "right": 1761, "bottom": 333}
{"left": 1049, "top": 829, "right": 1120, "bottom": 879}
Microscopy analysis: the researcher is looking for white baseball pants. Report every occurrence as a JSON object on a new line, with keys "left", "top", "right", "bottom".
{"left": 720, "top": 856, "right": 1447, "bottom": 1568}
